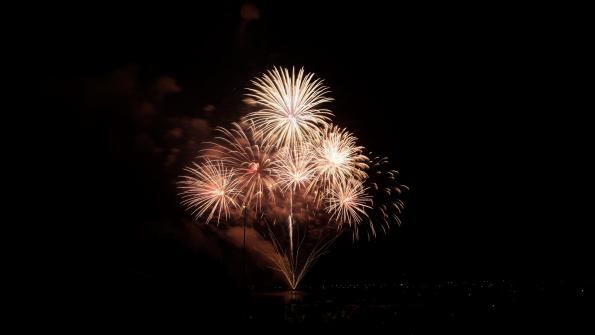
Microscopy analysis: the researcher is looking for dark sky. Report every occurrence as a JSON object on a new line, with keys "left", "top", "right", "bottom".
{"left": 38, "top": 2, "right": 590, "bottom": 312}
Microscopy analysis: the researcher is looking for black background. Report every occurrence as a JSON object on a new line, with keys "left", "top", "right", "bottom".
{"left": 33, "top": 2, "right": 590, "bottom": 330}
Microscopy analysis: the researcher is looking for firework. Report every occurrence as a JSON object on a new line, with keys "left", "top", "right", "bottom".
{"left": 204, "top": 122, "right": 277, "bottom": 211}
{"left": 259, "top": 215, "right": 340, "bottom": 290}
{"left": 309, "top": 124, "right": 369, "bottom": 194}
{"left": 270, "top": 144, "right": 317, "bottom": 255}
{"left": 272, "top": 145, "right": 316, "bottom": 192}
{"left": 178, "top": 160, "right": 242, "bottom": 224}
{"left": 179, "top": 66, "right": 407, "bottom": 290}
{"left": 360, "top": 155, "right": 408, "bottom": 239}
{"left": 245, "top": 66, "right": 333, "bottom": 147}
{"left": 325, "top": 180, "right": 372, "bottom": 233}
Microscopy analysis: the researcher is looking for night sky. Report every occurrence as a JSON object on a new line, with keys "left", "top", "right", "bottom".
{"left": 37, "top": 2, "right": 590, "bottom": 330}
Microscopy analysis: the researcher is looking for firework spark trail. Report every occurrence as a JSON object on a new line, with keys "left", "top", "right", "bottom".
{"left": 272, "top": 145, "right": 316, "bottom": 193}
{"left": 260, "top": 214, "right": 340, "bottom": 290}
{"left": 289, "top": 191, "right": 294, "bottom": 256}
{"left": 245, "top": 67, "right": 333, "bottom": 147}
{"left": 360, "top": 155, "right": 408, "bottom": 240}
{"left": 179, "top": 66, "right": 406, "bottom": 289}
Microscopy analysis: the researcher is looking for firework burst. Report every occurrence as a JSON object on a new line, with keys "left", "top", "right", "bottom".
{"left": 309, "top": 124, "right": 369, "bottom": 193}
{"left": 325, "top": 180, "right": 373, "bottom": 237}
{"left": 245, "top": 66, "right": 333, "bottom": 147}
{"left": 204, "top": 122, "right": 277, "bottom": 211}
{"left": 178, "top": 160, "right": 242, "bottom": 224}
